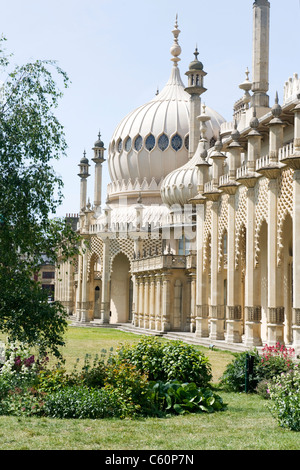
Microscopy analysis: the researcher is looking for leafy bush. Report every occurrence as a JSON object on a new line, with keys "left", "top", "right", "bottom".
{"left": 0, "top": 338, "right": 223, "bottom": 420}
{"left": 0, "top": 386, "right": 45, "bottom": 417}
{"left": 103, "top": 360, "right": 152, "bottom": 415}
{"left": 43, "top": 385, "right": 131, "bottom": 419}
{"left": 259, "top": 343, "right": 295, "bottom": 378}
{"left": 267, "top": 367, "right": 300, "bottom": 432}
{"left": 71, "top": 354, "right": 108, "bottom": 389}
{"left": 115, "top": 336, "right": 212, "bottom": 387}
{"left": 221, "top": 344, "right": 296, "bottom": 393}
{"left": 116, "top": 336, "right": 164, "bottom": 381}
{"left": 161, "top": 341, "right": 212, "bottom": 387}
{"left": 149, "top": 380, "right": 226, "bottom": 415}
{"left": 220, "top": 350, "right": 261, "bottom": 392}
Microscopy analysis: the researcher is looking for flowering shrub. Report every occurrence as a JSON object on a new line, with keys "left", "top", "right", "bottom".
{"left": 267, "top": 367, "right": 300, "bottom": 431}
{"left": 221, "top": 344, "right": 296, "bottom": 394}
{"left": 1, "top": 342, "right": 40, "bottom": 376}
{"left": 0, "top": 339, "right": 224, "bottom": 419}
{"left": 260, "top": 343, "right": 295, "bottom": 377}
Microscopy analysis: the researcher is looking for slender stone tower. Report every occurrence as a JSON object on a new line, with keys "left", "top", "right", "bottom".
{"left": 251, "top": 0, "right": 270, "bottom": 110}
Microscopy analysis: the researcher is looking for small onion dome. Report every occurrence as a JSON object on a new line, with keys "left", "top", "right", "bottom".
{"left": 80, "top": 150, "right": 89, "bottom": 164}
{"left": 189, "top": 47, "right": 203, "bottom": 71}
{"left": 94, "top": 132, "right": 105, "bottom": 148}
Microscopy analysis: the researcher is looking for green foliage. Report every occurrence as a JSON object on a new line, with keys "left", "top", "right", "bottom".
{"left": 116, "top": 336, "right": 164, "bottom": 381}
{"left": 0, "top": 37, "right": 81, "bottom": 357}
{"left": 161, "top": 341, "right": 212, "bottom": 387}
{"left": 43, "top": 386, "right": 130, "bottom": 419}
{"left": 267, "top": 367, "right": 300, "bottom": 432}
{"left": 149, "top": 380, "right": 227, "bottom": 415}
{"left": 115, "top": 336, "right": 212, "bottom": 387}
{"left": 220, "top": 344, "right": 296, "bottom": 393}
{"left": 220, "top": 350, "right": 261, "bottom": 392}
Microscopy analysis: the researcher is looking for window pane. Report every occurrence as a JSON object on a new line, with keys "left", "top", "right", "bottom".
{"left": 158, "top": 133, "right": 169, "bottom": 151}
{"left": 145, "top": 134, "right": 155, "bottom": 151}
{"left": 134, "top": 135, "right": 143, "bottom": 151}
{"left": 171, "top": 134, "right": 182, "bottom": 151}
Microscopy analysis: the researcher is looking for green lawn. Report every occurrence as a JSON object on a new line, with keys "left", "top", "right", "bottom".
{"left": 0, "top": 325, "right": 299, "bottom": 451}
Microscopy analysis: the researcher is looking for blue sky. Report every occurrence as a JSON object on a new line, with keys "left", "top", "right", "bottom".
{"left": 1, "top": 0, "right": 300, "bottom": 217}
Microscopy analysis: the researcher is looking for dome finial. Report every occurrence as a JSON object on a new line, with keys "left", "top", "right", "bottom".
{"left": 170, "top": 14, "right": 181, "bottom": 67}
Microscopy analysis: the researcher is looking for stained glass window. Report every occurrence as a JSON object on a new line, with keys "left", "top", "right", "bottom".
{"left": 117, "top": 139, "right": 122, "bottom": 153}
{"left": 171, "top": 134, "right": 182, "bottom": 151}
{"left": 158, "top": 133, "right": 169, "bottom": 151}
{"left": 134, "top": 135, "right": 143, "bottom": 151}
{"left": 145, "top": 134, "right": 155, "bottom": 151}
{"left": 125, "top": 137, "right": 132, "bottom": 152}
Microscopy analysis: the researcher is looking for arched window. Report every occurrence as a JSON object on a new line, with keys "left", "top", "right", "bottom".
{"left": 145, "top": 134, "right": 155, "bottom": 151}
{"left": 124, "top": 137, "right": 132, "bottom": 152}
{"left": 171, "top": 134, "right": 183, "bottom": 151}
{"left": 134, "top": 135, "right": 143, "bottom": 151}
{"left": 117, "top": 138, "right": 122, "bottom": 153}
{"left": 158, "top": 133, "right": 169, "bottom": 151}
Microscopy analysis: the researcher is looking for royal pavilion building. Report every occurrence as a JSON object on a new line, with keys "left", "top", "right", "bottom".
{"left": 56, "top": 0, "right": 300, "bottom": 354}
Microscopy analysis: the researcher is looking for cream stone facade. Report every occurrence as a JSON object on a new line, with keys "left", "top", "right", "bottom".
{"left": 56, "top": 0, "right": 300, "bottom": 354}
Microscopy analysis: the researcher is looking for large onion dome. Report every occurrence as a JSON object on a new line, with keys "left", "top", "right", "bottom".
{"left": 107, "top": 19, "right": 225, "bottom": 202}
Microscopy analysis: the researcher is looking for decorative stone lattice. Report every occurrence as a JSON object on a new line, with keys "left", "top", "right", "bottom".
{"left": 218, "top": 194, "right": 229, "bottom": 272}
{"left": 254, "top": 177, "right": 269, "bottom": 267}
{"left": 235, "top": 186, "right": 247, "bottom": 269}
{"left": 203, "top": 201, "right": 212, "bottom": 272}
{"left": 142, "top": 234, "right": 163, "bottom": 257}
{"left": 109, "top": 236, "right": 135, "bottom": 271}
{"left": 277, "top": 167, "right": 294, "bottom": 265}
{"left": 87, "top": 236, "right": 103, "bottom": 280}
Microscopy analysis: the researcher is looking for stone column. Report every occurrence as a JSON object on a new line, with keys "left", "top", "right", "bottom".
{"left": 195, "top": 203, "right": 209, "bottom": 337}
{"left": 251, "top": 0, "right": 270, "bottom": 110}
{"left": 226, "top": 193, "right": 243, "bottom": 343}
{"left": 155, "top": 274, "right": 162, "bottom": 331}
{"left": 133, "top": 276, "right": 140, "bottom": 327}
{"left": 189, "top": 273, "right": 196, "bottom": 332}
{"left": 161, "top": 272, "right": 172, "bottom": 332}
{"left": 143, "top": 276, "right": 150, "bottom": 329}
{"left": 210, "top": 200, "right": 225, "bottom": 340}
{"left": 138, "top": 275, "right": 144, "bottom": 328}
{"left": 80, "top": 246, "right": 91, "bottom": 323}
{"left": 244, "top": 186, "right": 262, "bottom": 346}
{"left": 267, "top": 178, "right": 284, "bottom": 345}
{"left": 75, "top": 252, "right": 82, "bottom": 321}
{"left": 100, "top": 237, "right": 110, "bottom": 324}
{"left": 149, "top": 275, "right": 156, "bottom": 329}
{"left": 293, "top": 169, "right": 300, "bottom": 353}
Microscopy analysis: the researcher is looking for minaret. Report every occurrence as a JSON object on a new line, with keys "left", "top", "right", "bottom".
{"left": 251, "top": 0, "right": 270, "bottom": 110}
{"left": 78, "top": 150, "right": 90, "bottom": 213}
{"left": 92, "top": 132, "right": 106, "bottom": 211}
{"left": 185, "top": 47, "right": 207, "bottom": 159}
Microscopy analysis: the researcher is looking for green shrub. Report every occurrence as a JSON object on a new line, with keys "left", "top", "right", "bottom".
{"left": 72, "top": 354, "right": 108, "bottom": 389}
{"left": 221, "top": 345, "right": 296, "bottom": 393}
{"left": 43, "top": 385, "right": 132, "bottom": 419}
{"left": 116, "top": 336, "right": 164, "bottom": 381}
{"left": 149, "top": 380, "right": 226, "bottom": 415}
{"left": 0, "top": 387, "right": 45, "bottom": 417}
{"left": 220, "top": 350, "right": 261, "bottom": 392}
{"left": 161, "top": 341, "right": 212, "bottom": 387}
{"left": 104, "top": 361, "right": 152, "bottom": 415}
{"left": 267, "top": 367, "right": 300, "bottom": 432}
{"left": 115, "top": 336, "right": 212, "bottom": 387}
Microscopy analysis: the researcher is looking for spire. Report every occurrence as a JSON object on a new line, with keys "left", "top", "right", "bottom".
{"left": 170, "top": 14, "right": 181, "bottom": 67}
